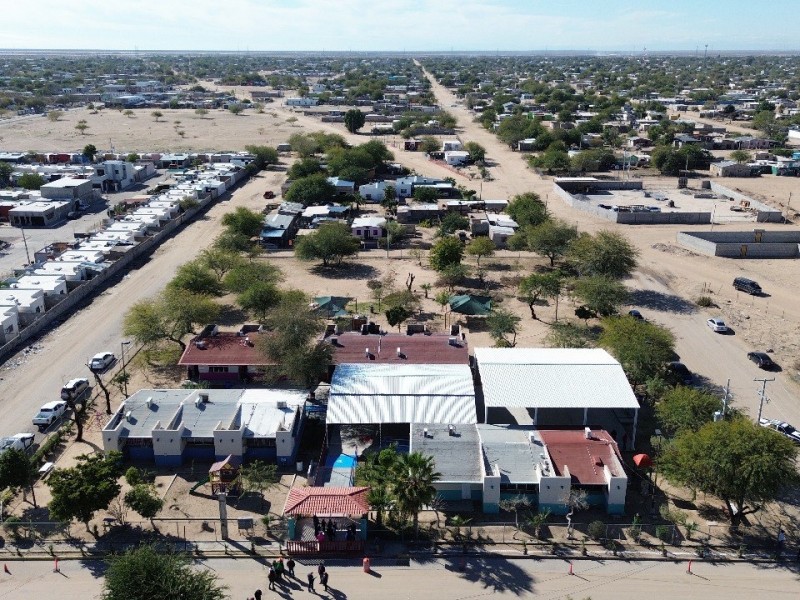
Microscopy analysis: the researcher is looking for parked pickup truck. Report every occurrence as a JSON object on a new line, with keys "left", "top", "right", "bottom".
{"left": 32, "top": 400, "right": 67, "bottom": 430}
{"left": 0, "top": 432, "right": 35, "bottom": 456}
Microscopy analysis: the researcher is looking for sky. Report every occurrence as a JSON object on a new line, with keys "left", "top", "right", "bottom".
{"left": 0, "top": 0, "right": 795, "bottom": 53}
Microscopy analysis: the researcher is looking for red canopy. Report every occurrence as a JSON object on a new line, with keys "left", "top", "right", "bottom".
{"left": 633, "top": 453, "right": 653, "bottom": 468}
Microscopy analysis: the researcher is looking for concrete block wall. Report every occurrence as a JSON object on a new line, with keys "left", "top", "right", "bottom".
{"left": 678, "top": 231, "right": 800, "bottom": 258}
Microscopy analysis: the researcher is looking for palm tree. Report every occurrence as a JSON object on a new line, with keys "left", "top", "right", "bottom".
{"left": 366, "top": 487, "right": 392, "bottom": 527}
{"left": 391, "top": 452, "right": 441, "bottom": 537}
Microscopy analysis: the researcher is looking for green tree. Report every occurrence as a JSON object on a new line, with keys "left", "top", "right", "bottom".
{"left": 48, "top": 452, "right": 124, "bottom": 531}
{"left": 151, "top": 110, "right": 163, "bottom": 122}
{"left": 168, "top": 260, "right": 222, "bottom": 296}
{"left": 524, "top": 219, "right": 578, "bottom": 266}
{"left": 198, "top": 248, "right": 244, "bottom": 282}
{"left": 439, "top": 263, "right": 469, "bottom": 291}
{"left": 413, "top": 186, "right": 440, "bottom": 203}
{"left": 506, "top": 192, "right": 548, "bottom": 228}
{"left": 237, "top": 282, "right": 280, "bottom": 321}
{"left": 288, "top": 132, "right": 320, "bottom": 157}
{"left": 660, "top": 418, "right": 798, "bottom": 527}
{"left": 287, "top": 157, "right": 323, "bottom": 180}
{"left": 0, "top": 162, "right": 13, "bottom": 187}
{"left": 531, "top": 144, "right": 570, "bottom": 174}
{"left": 239, "top": 460, "right": 278, "bottom": 509}
{"left": 284, "top": 173, "right": 337, "bottom": 206}
{"left": 570, "top": 148, "right": 617, "bottom": 172}
{"left": 487, "top": 308, "right": 521, "bottom": 347}
{"left": 391, "top": 452, "right": 441, "bottom": 537}
{"left": 429, "top": 236, "right": 464, "bottom": 271}
{"left": 466, "top": 237, "right": 495, "bottom": 265}
{"left": 419, "top": 136, "right": 440, "bottom": 154}
{"left": 463, "top": 141, "right": 486, "bottom": 162}
{"left": 221, "top": 206, "right": 264, "bottom": 239}
{"left": 103, "top": 545, "right": 226, "bottom": 600}
{"left": 344, "top": 108, "right": 366, "bottom": 134}
{"left": 123, "top": 289, "right": 220, "bottom": 352}
{"left": 222, "top": 261, "right": 282, "bottom": 293}
{"left": 386, "top": 305, "right": 412, "bottom": 332}
{"left": 244, "top": 145, "right": 279, "bottom": 171}
{"left": 0, "top": 448, "right": 38, "bottom": 507}
{"left": 545, "top": 321, "right": 596, "bottom": 348}
{"left": 599, "top": 316, "right": 675, "bottom": 386}
{"left": 75, "top": 120, "right": 89, "bottom": 135}
{"left": 228, "top": 104, "right": 243, "bottom": 116}
{"left": 518, "top": 271, "right": 562, "bottom": 319}
{"left": 195, "top": 107, "right": 209, "bottom": 118}
{"left": 47, "top": 110, "right": 63, "bottom": 122}
{"left": 82, "top": 144, "right": 98, "bottom": 161}
{"left": 729, "top": 149, "right": 751, "bottom": 164}
{"left": 656, "top": 387, "right": 723, "bottom": 437}
{"left": 294, "top": 221, "right": 360, "bottom": 266}
{"left": 124, "top": 484, "right": 164, "bottom": 523}
{"left": 17, "top": 173, "right": 45, "bottom": 190}
{"left": 126, "top": 153, "right": 140, "bottom": 163}
{"left": 258, "top": 291, "right": 332, "bottom": 386}
{"left": 439, "top": 212, "right": 469, "bottom": 235}
{"left": 567, "top": 231, "right": 638, "bottom": 279}
{"left": 570, "top": 275, "right": 628, "bottom": 317}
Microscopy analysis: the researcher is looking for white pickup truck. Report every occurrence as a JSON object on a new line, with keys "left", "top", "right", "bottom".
{"left": 32, "top": 400, "right": 68, "bottom": 430}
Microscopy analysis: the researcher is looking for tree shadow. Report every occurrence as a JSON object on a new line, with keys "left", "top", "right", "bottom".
{"left": 311, "top": 262, "right": 378, "bottom": 280}
{"left": 79, "top": 558, "right": 109, "bottom": 579}
{"left": 627, "top": 290, "right": 697, "bottom": 314}
{"left": 444, "top": 556, "right": 535, "bottom": 595}
{"left": 215, "top": 305, "right": 249, "bottom": 326}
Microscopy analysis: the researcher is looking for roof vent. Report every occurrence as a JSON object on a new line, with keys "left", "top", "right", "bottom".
{"left": 146, "top": 397, "right": 153, "bottom": 409}
{"left": 195, "top": 397, "right": 202, "bottom": 408}
{"left": 199, "top": 393, "right": 209, "bottom": 403}
{"left": 448, "top": 424, "right": 456, "bottom": 436}
{"left": 396, "top": 347, "right": 402, "bottom": 357}
{"left": 195, "top": 339, "right": 207, "bottom": 349}
{"left": 584, "top": 427, "right": 593, "bottom": 440}
{"left": 125, "top": 410, "right": 132, "bottom": 421}
{"left": 276, "top": 400, "right": 287, "bottom": 409}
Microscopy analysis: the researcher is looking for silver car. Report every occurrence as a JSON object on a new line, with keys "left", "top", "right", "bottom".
{"left": 706, "top": 317, "right": 728, "bottom": 333}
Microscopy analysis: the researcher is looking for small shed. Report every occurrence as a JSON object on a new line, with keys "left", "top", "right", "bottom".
{"left": 209, "top": 455, "right": 242, "bottom": 496}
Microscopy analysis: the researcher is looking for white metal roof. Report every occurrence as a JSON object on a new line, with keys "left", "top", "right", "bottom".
{"left": 328, "top": 363, "right": 476, "bottom": 425}
{"left": 474, "top": 347, "right": 639, "bottom": 410}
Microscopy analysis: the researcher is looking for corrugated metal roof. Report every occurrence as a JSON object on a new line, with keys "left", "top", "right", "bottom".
{"left": 328, "top": 364, "right": 476, "bottom": 425}
{"left": 475, "top": 348, "right": 639, "bottom": 410}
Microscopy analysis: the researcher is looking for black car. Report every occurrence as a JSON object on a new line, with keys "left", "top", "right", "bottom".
{"left": 666, "top": 361, "right": 693, "bottom": 385}
{"left": 747, "top": 352, "right": 775, "bottom": 369}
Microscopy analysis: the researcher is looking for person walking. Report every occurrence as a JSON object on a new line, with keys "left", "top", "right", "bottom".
{"left": 286, "top": 557, "right": 296, "bottom": 577}
{"left": 317, "top": 561, "right": 326, "bottom": 578}
{"left": 307, "top": 572, "right": 315, "bottom": 592}
{"left": 254, "top": 590, "right": 262, "bottom": 600}
{"left": 267, "top": 568, "right": 276, "bottom": 591}
{"left": 321, "top": 571, "right": 329, "bottom": 591}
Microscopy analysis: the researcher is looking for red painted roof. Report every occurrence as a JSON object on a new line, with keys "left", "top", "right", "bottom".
{"left": 331, "top": 333, "right": 469, "bottom": 365}
{"left": 283, "top": 486, "right": 370, "bottom": 516}
{"left": 538, "top": 430, "right": 623, "bottom": 485}
{"left": 178, "top": 332, "right": 275, "bottom": 367}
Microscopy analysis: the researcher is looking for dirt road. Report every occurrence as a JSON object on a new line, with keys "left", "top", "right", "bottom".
{"left": 0, "top": 172, "right": 280, "bottom": 436}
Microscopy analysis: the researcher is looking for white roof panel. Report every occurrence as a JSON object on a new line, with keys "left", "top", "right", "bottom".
{"left": 474, "top": 348, "right": 639, "bottom": 410}
{"left": 328, "top": 364, "right": 476, "bottom": 425}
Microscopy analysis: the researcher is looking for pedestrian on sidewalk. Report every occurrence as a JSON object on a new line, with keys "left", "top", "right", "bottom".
{"left": 267, "top": 568, "right": 276, "bottom": 591}
{"left": 317, "top": 561, "right": 326, "bottom": 578}
{"left": 307, "top": 572, "right": 315, "bottom": 592}
{"left": 286, "top": 558, "right": 296, "bottom": 577}
{"left": 254, "top": 590, "right": 262, "bottom": 600}
{"left": 321, "top": 571, "right": 329, "bottom": 591}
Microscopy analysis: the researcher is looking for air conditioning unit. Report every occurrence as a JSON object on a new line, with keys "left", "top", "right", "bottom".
{"left": 276, "top": 401, "right": 287, "bottom": 409}
{"left": 199, "top": 393, "right": 209, "bottom": 403}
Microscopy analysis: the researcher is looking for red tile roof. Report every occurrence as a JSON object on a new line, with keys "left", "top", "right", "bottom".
{"left": 283, "top": 486, "right": 371, "bottom": 516}
{"left": 331, "top": 333, "right": 469, "bottom": 365}
{"left": 538, "top": 430, "right": 622, "bottom": 485}
{"left": 178, "top": 332, "right": 275, "bottom": 367}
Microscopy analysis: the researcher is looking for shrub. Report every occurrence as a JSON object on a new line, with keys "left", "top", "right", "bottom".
{"left": 695, "top": 295, "right": 715, "bottom": 307}
{"left": 587, "top": 520, "right": 606, "bottom": 540}
{"left": 125, "top": 467, "right": 142, "bottom": 487}
{"left": 655, "top": 524, "right": 672, "bottom": 543}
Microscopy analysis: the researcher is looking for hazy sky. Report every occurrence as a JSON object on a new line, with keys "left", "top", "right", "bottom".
{"left": 1, "top": 0, "right": 794, "bottom": 52}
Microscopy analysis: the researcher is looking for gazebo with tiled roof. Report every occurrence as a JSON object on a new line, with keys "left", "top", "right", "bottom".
{"left": 283, "top": 486, "right": 370, "bottom": 555}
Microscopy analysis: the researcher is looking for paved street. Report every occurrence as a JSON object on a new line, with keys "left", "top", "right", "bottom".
{"left": 1, "top": 556, "right": 799, "bottom": 599}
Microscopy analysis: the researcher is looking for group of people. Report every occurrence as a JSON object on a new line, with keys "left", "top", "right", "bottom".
{"left": 250, "top": 558, "right": 329, "bottom": 597}
{"left": 313, "top": 515, "right": 358, "bottom": 542}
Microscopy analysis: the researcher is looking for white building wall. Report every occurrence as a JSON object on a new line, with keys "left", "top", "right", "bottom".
{"left": 213, "top": 422, "right": 245, "bottom": 458}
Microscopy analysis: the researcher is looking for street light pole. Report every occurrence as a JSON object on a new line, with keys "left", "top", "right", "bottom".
{"left": 755, "top": 377, "right": 774, "bottom": 423}
{"left": 120, "top": 340, "right": 131, "bottom": 397}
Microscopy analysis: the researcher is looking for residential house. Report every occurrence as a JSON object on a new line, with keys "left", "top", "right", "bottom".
{"left": 178, "top": 324, "right": 273, "bottom": 383}
{"left": 327, "top": 177, "right": 356, "bottom": 195}
{"left": 260, "top": 212, "right": 299, "bottom": 248}
{"left": 358, "top": 181, "right": 390, "bottom": 203}
{"left": 710, "top": 161, "right": 757, "bottom": 177}
{"left": 351, "top": 216, "right": 386, "bottom": 240}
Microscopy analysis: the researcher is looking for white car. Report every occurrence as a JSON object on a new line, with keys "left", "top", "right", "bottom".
{"left": 32, "top": 401, "right": 68, "bottom": 429}
{"left": 90, "top": 351, "right": 116, "bottom": 372}
{"left": 706, "top": 317, "right": 728, "bottom": 333}
{"left": 759, "top": 418, "right": 800, "bottom": 444}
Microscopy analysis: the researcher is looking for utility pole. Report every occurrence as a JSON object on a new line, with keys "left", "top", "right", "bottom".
{"left": 722, "top": 378, "right": 730, "bottom": 416}
{"left": 754, "top": 377, "right": 774, "bottom": 423}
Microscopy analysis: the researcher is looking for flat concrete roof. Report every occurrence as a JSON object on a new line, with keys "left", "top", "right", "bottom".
{"left": 411, "top": 423, "right": 483, "bottom": 483}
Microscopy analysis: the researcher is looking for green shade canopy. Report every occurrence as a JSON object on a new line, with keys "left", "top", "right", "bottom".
{"left": 313, "top": 296, "right": 353, "bottom": 317}
{"left": 448, "top": 294, "right": 493, "bottom": 316}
